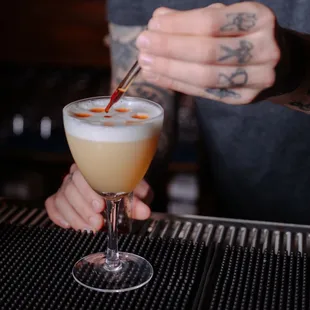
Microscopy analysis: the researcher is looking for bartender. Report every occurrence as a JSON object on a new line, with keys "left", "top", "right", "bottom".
{"left": 46, "top": 2, "right": 310, "bottom": 230}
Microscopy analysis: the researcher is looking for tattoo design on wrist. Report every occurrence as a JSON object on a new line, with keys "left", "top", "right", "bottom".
{"left": 206, "top": 88, "right": 241, "bottom": 99}
{"left": 220, "top": 13, "right": 257, "bottom": 32}
{"left": 218, "top": 40, "right": 253, "bottom": 64}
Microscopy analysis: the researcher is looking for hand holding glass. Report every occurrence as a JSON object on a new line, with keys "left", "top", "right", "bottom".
{"left": 63, "top": 96, "right": 163, "bottom": 292}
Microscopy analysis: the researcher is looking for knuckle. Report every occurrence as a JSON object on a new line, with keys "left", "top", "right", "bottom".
{"left": 199, "top": 9, "right": 216, "bottom": 34}
{"left": 70, "top": 163, "right": 78, "bottom": 173}
{"left": 269, "top": 45, "right": 281, "bottom": 67}
{"left": 71, "top": 170, "right": 83, "bottom": 188}
{"left": 238, "top": 96, "right": 252, "bottom": 104}
{"left": 264, "top": 7, "right": 277, "bottom": 25}
{"left": 153, "top": 7, "right": 163, "bottom": 16}
{"left": 197, "top": 38, "right": 213, "bottom": 64}
{"left": 244, "top": 90, "right": 260, "bottom": 104}
{"left": 64, "top": 181, "right": 74, "bottom": 197}
{"left": 200, "top": 67, "right": 213, "bottom": 88}
{"left": 264, "top": 69, "right": 276, "bottom": 88}
{"left": 54, "top": 195, "right": 62, "bottom": 209}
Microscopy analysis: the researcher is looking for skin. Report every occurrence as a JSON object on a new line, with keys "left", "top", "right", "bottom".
{"left": 136, "top": 3, "right": 281, "bottom": 105}
{"left": 45, "top": 164, "right": 153, "bottom": 231}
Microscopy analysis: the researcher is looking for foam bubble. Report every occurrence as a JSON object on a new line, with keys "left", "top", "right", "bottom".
{"left": 63, "top": 97, "right": 164, "bottom": 142}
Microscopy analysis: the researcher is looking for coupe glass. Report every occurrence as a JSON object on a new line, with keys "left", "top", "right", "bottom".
{"left": 63, "top": 96, "right": 163, "bottom": 292}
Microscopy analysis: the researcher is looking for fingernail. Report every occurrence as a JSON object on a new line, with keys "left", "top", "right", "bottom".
{"left": 142, "top": 70, "right": 158, "bottom": 82}
{"left": 92, "top": 200, "right": 102, "bottom": 212}
{"left": 89, "top": 215, "right": 101, "bottom": 227}
{"left": 139, "top": 54, "right": 154, "bottom": 67}
{"left": 136, "top": 34, "right": 150, "bottom": 49}
{"left": 83, "top": 227, "right": 93, "bottom": 233}
{"left": 148, "top": 18, "right": 160, "bottom": 30}
{"left": 60, "top": 219, "right": 70, "bottom": 228}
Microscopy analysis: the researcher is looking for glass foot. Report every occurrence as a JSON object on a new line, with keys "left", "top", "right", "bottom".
{"left": 72, "top": 252, "right": 153, "bottom": 293}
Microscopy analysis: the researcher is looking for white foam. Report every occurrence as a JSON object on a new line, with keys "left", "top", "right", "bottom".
{"left": 63, "top": 97, "right": 164, "bottom": 142}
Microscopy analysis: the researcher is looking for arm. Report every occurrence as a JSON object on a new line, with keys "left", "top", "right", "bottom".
{"left": 108, "top": 23, "right": 177, "bottom": 160}
{"left": 108, "top": 23, "right": 177, "bottom": 209}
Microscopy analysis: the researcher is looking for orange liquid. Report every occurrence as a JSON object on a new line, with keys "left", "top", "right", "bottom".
{"left": 73, "top": 112, "right": 91, "bottom": 118}
{"left": 132, "top": 113, "right": 149, "bottom": 120}
{"left": 90, "top": 107, "right": 106, "bottom": 113}
{"left": 115, "top": 107, "right": 130, "bottom": 113}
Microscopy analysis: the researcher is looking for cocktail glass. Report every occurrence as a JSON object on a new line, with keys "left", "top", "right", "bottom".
{"left": 63, "top": 96, "right": 163, "bottom": 292}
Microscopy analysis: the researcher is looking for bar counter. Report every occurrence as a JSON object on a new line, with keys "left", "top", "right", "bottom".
{"left": 0, "top": 199, "right": 309, "bottom": 309}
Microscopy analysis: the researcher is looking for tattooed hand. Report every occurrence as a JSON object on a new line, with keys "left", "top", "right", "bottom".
{"left": 136, "top": 2, "right": 281, "bottom": 104}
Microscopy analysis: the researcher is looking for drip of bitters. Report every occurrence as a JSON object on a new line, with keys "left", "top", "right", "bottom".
{"left": 105, "top": 61, "right": 141, "bottom": 113}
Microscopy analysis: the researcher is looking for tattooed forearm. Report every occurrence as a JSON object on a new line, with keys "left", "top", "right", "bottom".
{"left": 108, "top": 23, "right": 176, "bottom": 158}
{"left": 218, "top": 40, "right": 253, "bottom": 64}
{"left": 220, "top": 13, "right": 257, "bottom": 32}
{"left": 108, "top": 24, "right": 146, "bottom": 90}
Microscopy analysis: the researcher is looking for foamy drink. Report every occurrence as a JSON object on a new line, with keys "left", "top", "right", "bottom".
{"left": 63, "top": 97, "right": 163, "bottom": 194}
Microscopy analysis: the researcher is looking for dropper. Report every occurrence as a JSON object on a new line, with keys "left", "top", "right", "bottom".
{"left": 105, "top": 61, "right": 141, "bottom": 113}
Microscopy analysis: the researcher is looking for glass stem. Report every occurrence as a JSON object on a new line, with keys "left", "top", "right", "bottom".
{"left": 105, "top": 198, "right": 121, "bottom": 271}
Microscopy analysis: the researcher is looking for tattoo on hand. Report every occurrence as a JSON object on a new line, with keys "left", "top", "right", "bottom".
{"left": 206, "top": 88, "right": 241, "bottom": 99}
{"left": 220, "top": 13, "right": 257, "bottom": 32}
{"left": 218, "top": 40, "right": 253, "bottom": 64}
{"left": 288, "top": 101, "right": 310, "bottom": 111}
{"left": 205, "top": 68, "right": 247, "bottom": 99}
{"left": 219, "top": 68, "right": 248, "bottom": 87}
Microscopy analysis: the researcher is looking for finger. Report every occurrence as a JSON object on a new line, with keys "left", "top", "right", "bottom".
{"left": 70, "top": 170, "right": 104, "bottom": 213}
{"left": 153, "top": 7, "right": 177, "bottom": 16}
{"left": 137, "top": 31, "right": 279, "bottom": 66}
{"left": 208, "top": 3, "right": 226, "bottom": 9}
{"left": 140, "top": 71, "right": 261, "bottom": 104}
{"left": 45, "top": 195, "right": 71, "bottom": 229}
{"left": 64, "top": 180, "right": 104, "bottom": 231}
{"left": 139, "top": 55, "right": 275, "bottom": 90}
{"left": 152, "top": 4, "right": 226, "bottom": 17}
{"left": 133, "top": 179, "right": 154, "bottom": 205}
{"left": 148, "top": 2, "right": 274, "bottom": 37}
{"left": 132, "top": 196, "right": 151, "bottom": 220}
{"left": 70, "top": 163, "right": 79, "bottom": 173}
{"left": 54, "top": 191, "right": 93, "bottom": 232}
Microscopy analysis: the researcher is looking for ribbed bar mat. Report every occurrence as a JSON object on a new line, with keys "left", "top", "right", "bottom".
{"left": 200, "top": 245, "right": 309, "bottom": 310}
{"left": 0, "top": 223, "right": 206, "bottom": 310}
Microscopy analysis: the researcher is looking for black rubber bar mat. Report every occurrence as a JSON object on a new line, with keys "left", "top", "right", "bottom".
{"left": 0, "top": 223, "right": 206, "bottom": 310}
{"left": 198, "top": 245, "right": 309, "bottom": 310}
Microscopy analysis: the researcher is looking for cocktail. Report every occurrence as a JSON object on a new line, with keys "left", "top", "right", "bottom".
{"left": 63, "top": 96, "right": 163, "bottom": 292}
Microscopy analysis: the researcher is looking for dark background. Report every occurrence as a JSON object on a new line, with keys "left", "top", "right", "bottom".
{"left": 0, "top": 0, "right": 199, "bottom": 213}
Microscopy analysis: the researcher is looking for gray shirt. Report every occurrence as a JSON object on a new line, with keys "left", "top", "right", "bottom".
{"left": 107, "top": 0, "right": 310, "bottom": 224}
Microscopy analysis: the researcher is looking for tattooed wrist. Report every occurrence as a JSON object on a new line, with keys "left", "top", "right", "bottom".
{"left": 220, "top": 13, "right": 257, "bottom": 32}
